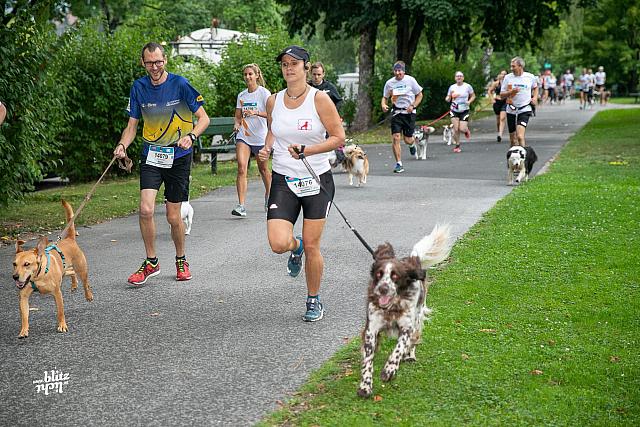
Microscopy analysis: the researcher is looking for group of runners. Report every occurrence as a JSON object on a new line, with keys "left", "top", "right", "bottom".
{"left": 114, "top": 43, "right": 344, "bottom": 323}
{"left": 521, "top": 66, "right": 608, "bottom": 109}
{"left": 111, "top": 43, "right": 568, "bottom": 323}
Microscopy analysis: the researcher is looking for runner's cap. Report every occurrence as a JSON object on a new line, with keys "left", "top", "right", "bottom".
{"left": 276, "top": 46, "right": 310, "bottom": 63}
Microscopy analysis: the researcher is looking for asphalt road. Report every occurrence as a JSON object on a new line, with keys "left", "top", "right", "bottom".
{"left": 0, "top": 100, "right": 619, "bottom": 425}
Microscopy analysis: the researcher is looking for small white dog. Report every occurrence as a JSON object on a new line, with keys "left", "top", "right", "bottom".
{"left": 442, "top": 124, "right": 454, "bottom": 145}
{"left": 413, "top": 125, "right": 435, "bottom": 160}
{"left": 343, "top": 144, "right": 369, "bottom": 187}
{"left": 181, "top": 201, "right": 194, "bottom": 235}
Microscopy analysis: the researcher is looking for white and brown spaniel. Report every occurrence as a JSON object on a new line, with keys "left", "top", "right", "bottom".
{"left": 357, "top": 224, "right": 452, "bottom": 398}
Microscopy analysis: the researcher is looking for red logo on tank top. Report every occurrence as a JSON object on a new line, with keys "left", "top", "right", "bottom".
{"left": 297, "top": 119, "right": 312, "bottom": 131}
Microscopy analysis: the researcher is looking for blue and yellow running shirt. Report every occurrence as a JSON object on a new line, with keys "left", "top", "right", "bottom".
{"left": 126, "top": 73, "right": 204, "bottom": 159}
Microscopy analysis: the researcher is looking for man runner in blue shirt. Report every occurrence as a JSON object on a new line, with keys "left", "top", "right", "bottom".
{"left": 114, "top": 42, "right": 210, "bottom": 286}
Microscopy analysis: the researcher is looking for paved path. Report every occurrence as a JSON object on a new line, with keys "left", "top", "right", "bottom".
{"left": 0, "top": 100, "right": 624, "bottom": 425}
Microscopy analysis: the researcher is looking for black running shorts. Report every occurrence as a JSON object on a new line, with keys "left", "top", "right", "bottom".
{"left": 139, "top": 153, "right": 192, "bottom": 203}
{"left": 493, "top": 101, "right": 507, "bottom": 115}
{"left": 449, "top": 110, "right": 470, "bottom": 121}
{"left": 390, "top": 113, "right": 416, "bottom": 137}
{"left": 507, "top": 112, "right": 532, "bottom": 133}
{"left": 267, "top": 171, "right": 334, "bottom": 223}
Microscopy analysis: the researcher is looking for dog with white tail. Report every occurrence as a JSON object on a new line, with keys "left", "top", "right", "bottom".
{"left": 358, "top": 224, "right": 452, "bottom": 398}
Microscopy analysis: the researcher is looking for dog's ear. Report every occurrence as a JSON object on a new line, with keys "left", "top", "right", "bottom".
{"left": 403, "top": 256, "right": 426, "bottom": 282}
{"left": 36, "top": 236, "right": 48, "bottom": 256}
{"left": 373, "top": 242, "right": 395, "bottom": 261}
{"left": 15, "top": 239, "right": 26, "bottom": 253}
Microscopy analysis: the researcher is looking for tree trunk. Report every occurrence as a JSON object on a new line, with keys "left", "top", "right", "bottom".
{"left": 395, "top": 6, "right": 424, "bottom": 72}
{"left": 353, "top": 22, "right": 378, "bottom": 132}
{"left": 481, "top": 45, "right": 494, "bottom": 83}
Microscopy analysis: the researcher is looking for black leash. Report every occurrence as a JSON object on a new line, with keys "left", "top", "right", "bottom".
{"left": 293, "top": 147, "right": 375, "bottom": 258}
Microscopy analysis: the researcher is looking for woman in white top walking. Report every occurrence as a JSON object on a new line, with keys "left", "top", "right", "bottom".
{"left": 258, "top": 45, "right": 344, "bottom": 322}
{"left": 232, "top": 64, "right": 272, "bottom": 217}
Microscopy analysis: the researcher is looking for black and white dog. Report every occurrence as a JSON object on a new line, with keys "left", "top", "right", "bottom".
{"left": 357, "top": 224, "right": 452, "bottom": 398}
{"left": 506, "top": 145, "right": 538, "bottom": 185}
{"left": 412, "top": 125, "right": 435, "bottom": 160}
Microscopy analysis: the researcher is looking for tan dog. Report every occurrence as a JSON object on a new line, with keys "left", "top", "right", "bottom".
{"left": 343, "top": 144, "right": 369, "bottom": 187}
{"left": 12, "top": 199, "right": 93, "bottom": 338}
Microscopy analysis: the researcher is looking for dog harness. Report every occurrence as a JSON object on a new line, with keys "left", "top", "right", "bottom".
{"left": 31, "top": 244, "right": 66, "bottom": 293}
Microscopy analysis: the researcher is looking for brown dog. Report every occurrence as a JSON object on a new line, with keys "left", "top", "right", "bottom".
{"left": 343, "top": 144, "right": 369, "bottom": 187}
{"left": 12, "top": 199, "right": 92, "bottom": 338}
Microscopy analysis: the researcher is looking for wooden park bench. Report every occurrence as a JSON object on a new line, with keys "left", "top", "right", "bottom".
{"left": 630, "top": 93, "right": 640, "bottom": 103}
{"left": 193, "top": 117, "right": 237, "bottom": 174}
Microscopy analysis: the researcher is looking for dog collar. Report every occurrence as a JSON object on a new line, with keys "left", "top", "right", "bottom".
{"left": 31, "top": 281, "right": 39, "bottom": 293}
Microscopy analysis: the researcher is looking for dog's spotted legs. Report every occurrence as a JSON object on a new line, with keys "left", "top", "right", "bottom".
{"left": 381, "top": 328, "right": 411, "bottom": 381}
{"left": 357, "top": 323, "right": 379, "bottom": 397}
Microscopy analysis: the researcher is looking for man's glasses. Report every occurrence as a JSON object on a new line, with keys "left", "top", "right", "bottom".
{"left": 144, "top": 60, "right": 165, "bottom": 68}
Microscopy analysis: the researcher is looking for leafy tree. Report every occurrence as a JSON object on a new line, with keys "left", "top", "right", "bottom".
{"left": 208, "top": 30, "right": 298, "bottom": 117}
{"left": 0, "top": 2, "right": 66, "bottom": 205}
{"left": 67, "top": 0, "right": 144, "bottom": 32}
{"left": 48, "top": 15, "right": 171, "bottom": 181}
{"left": 580, "top": 0, "right": 640, "bottom": 93}
{"left": 279, "top": 0, "right": 388, "bottom": 130}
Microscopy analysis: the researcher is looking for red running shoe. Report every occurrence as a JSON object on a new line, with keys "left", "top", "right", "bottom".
{"left": 128, "top": 259, "right": 160, "bottom": 285}
{"left": 453, "top": 146, "right": 462, "bottom": 153}
{"left": 176, "top": 258, "right": 192, "bottom": 281}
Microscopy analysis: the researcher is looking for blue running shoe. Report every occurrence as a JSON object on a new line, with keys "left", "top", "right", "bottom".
{"left": 409, "top": 144, "right": 416, "bottom": 156}
{"left": 303, "top": 296, "right": 324, "bottom": 322}
{"left": 393, "top": 163, "right": 405, "bottom": 173}
{"left": 287, "top": 235, "right": 304, "bottom": 277}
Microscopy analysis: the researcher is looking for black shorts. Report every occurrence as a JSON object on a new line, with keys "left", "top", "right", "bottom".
{"left": 507, "top": 112, "right": 533, "bottom": 133}
{"left": 596, "top": 84, "right": 605, "bottom": 92}
{"left": 237, "top": 139, "right": 263, "bottom": 156}
{"left": 267, "top": 171, "right": 334, "bottom": 223}
{"left": 449, "top": 110, "right": 470, "bottom": 121}
{"left": 390, "top": 113, "right": 416, "bottom": 137}
{"left": 493, "top": 101, "right": 507, "bottom": 115}
{"left": 139, "top": 153, "right": 191, "bottom": 203}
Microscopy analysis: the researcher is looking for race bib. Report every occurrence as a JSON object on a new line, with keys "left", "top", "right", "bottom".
{"left": 286, "top": 176, "right": 320, "bottom": 197}
{"left": 392, "top": 85, "right": 409, "bottom": 96}
{"left": 146, "top": 145, "right": 175, "bottom": 168}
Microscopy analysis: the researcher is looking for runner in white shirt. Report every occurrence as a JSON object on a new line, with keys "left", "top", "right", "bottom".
{"left": 232, "top": 63, "right": 272, "bottom": 217}
{"left": 500, "top": 56, "right": 538, "bottom": 147}
{"left": 445, "top": 71, "right": 475, "bottom": 153}
{"left": 546, "top": 73, "right": 557, "bottom": 104}
{"left": 563, "top": 69, "right": 574, "bottom": 100}
{"left": 587, "top": 68, "right": 596, "bottom": 107}
{"left": 381, "top": 61, "right": 423, "bottom": 173}
{"left": 595, "top": 66, "right": 607, "bottom": 105}
{"left": 258, "top": 45, "right": 344, "bottom": 323}
{"left": 579, "top": 68, "right": 590, "bottom": 110}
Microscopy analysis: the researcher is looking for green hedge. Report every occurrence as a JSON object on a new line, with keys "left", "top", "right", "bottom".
{"left": 0, "top": 14, "right": 65, "bottom": 206}
{"left": 50, "top": 16, "right": 170, "bottom": 181}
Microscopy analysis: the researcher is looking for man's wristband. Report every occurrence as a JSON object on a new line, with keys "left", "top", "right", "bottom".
{"left": 187, "top": 132, "right": 197, "bottom": 142}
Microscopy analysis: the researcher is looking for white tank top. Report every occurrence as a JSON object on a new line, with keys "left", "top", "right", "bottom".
{"left": 271, "top": 87, "right": 329, "bottom": 178}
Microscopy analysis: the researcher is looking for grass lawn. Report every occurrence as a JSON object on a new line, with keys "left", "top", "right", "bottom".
{"left": 609, "top": 97, "right": 639, "bottom": 105}
{"left": 0, "top": 160, "right": 261, "bottom": 239}
{"left": 259, "top": 108, "right": 640, "bottom": 426}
